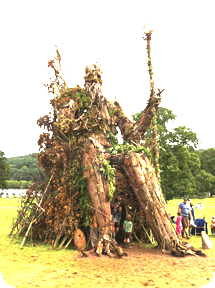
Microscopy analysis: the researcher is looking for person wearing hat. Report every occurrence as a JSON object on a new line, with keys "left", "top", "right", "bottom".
{"left": 178, "top": 198, "right": 192, "bottom": 239}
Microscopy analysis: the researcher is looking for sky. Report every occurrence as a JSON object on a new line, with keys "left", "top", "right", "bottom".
{"left": 1, "top": 0, "right": 215, "bottom": 158}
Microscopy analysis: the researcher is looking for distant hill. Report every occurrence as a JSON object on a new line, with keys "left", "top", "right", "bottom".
{"left": 7, "top": 153, "right": 44, "bottom": 182}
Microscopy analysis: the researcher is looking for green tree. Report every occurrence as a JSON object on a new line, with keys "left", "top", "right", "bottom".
{"left": 133, "top": 107, "right": 215, "bottom": 200}
{"left": 0, "top": 150, "right": 10, "bottom": 189}
{"left": 160, "top": 146, "right": 197, "bottom": 200}
{"left": 198, "top": 148, "right": 215, "bottom": 196}
{"left": 196, "top": 170, "right": 215, "bottom": 196}
{"left": 11, "top": 168, "right": 23, "bottom": 181}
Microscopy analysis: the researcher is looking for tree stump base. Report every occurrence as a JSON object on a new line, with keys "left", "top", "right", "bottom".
{"left": 171, "top": 241, "right": 207, "bottom": 257}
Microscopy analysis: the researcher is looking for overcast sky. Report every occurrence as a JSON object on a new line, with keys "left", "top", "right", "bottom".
{"left": 1, "top": 0, "right": 215, "bottom": 158}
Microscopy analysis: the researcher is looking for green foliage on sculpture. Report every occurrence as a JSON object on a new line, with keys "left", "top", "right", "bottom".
{"left": 100, "top": 161, "right": 116, "bottom": 201}
{"left": 76, "top": 166, "right": 92, "bottom": 227}
{"left": 106, "top": 133, "right": 152, "bottom": 158}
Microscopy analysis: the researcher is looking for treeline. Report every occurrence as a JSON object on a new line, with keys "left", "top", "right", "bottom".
{"left": 6, "top": 154, "right": 45, "bottom": 189}
{"left": 6, "top": 180, "right": 32, "bottom": 189}
{"left": 198, "top": 148, "right": 215, "bottom": 197}
{"left": 0, "top": 150, "right": 10, "bottom": 189}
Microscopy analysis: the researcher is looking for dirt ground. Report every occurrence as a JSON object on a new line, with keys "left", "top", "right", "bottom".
{"left": 1, "top": 242, "right": 215, "bottom": 288}
{"left": 73, "top": 243, "right": 215, "bottom": 288}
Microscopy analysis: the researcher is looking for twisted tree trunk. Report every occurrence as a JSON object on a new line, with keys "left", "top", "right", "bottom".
{"left": 123, "top": 153, "right": 177, "bottom": 250}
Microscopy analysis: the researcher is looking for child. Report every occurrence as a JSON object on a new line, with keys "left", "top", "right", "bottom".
{"left": 123, "top": 214, "right": 133, "bottom": 248}
{"left": 176, "top": 211, "right": 182, "bottom": 239}
{"left": 211, "top": 216, "right": 215, "bottom": 234}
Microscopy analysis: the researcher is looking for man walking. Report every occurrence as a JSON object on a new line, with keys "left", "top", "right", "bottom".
{"left": 178, "top": 198, "right": 192, "bottom": 239}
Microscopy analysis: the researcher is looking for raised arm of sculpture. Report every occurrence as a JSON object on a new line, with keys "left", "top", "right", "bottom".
{"left": 112, "top": 89, "right": 163, "bottom": 145}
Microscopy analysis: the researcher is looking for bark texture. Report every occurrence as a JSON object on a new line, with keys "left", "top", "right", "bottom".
{"left": 82, "top": 138, "right": 111, "bottom": 228}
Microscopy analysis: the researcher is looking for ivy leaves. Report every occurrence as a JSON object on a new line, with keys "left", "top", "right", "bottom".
{"left": 107, "top": 143, "right": 151, "bottom": 157}
{"left": 76, "top": 166, "right": 92, "bottom": 227}
{"left": 106, "top": 132, "right": 152, "bottom": 158}
{"left": 100, "top": 161, "right": 116, "bottom": 201}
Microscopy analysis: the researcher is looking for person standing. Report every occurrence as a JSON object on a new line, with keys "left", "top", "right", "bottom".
{"left": 111, "top": 204, "right": 122, "bottom": 239}
{"left": 211, "top": 216, "right": 215, "bottom": 234}
{"left": 188, "top": 199, "right": 196, "bottom": 236}
{"left": 176, "top": 212, "right": 182, "bottom": 239}
{"left": 189, "top": 200, "right": 196, "bottom": 221}
{"left": 178, "top": 198, "right": 192, "bottom": 239}
{"left": 123, "top": 214, "right": 133, "bottom": 248}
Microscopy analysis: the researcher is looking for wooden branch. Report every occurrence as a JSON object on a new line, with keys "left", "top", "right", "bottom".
{"left": 132, "top": 231, "right": 141, "bottom": 243}
{"left": 87, "top": 204, "right": 109, "bottom": 218}
{"left": 34, "top": 201, "right": 45, "bottom": 212}
{"left": 60, "top": 130, "right": 69, "bottom": 141}
{"left": 63, "top": 238, "right": 72, "bottom": 249}
{"left": 58, "top": 235, "right": 67, "bottom": 248}
{"left": 20, "top": 209, "right": 45, "bottom": 248}
{"left": 142, "top": 225, "right": 155, "bottom": 244}
{"left": 20, "top": 221, "right": 33, "bottom": 248}
{"left": 37, "top": 174, "right": 53, "bottom": 210}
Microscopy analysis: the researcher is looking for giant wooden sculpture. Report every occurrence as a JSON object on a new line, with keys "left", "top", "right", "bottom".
{"left": 10, "top": 28, "right": 206, "bottom": 257}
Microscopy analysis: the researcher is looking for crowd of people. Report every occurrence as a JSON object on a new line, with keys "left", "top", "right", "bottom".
{"left": 171, "top": 198, "right": 215, "bottom": 239}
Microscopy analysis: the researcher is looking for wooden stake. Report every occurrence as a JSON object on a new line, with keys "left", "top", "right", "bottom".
{"left": 64, "top": 237, "right": 72, "bottom": 249}
{"left": 59, "top": 235, "right": 68, "bottom": 248}
{"left": 38, "top": 174, "right": 54, "bottom": 208}
{"left": 20, "top": 221, "right": 33, "bottom": 248}
{"left": 20, "top": 210, "right": 44, "bottom": 248}
{"left": 132, "top": 231, "right": 141, "bottom": 243}
{"left": 53, "top": 233, "right": 62, "bottom": 248}
{"left": 142, "top": 225, "right": 155, "bottom": 245}
{"left": 30, "top": 224, "right": 33, "bottom": 246}
{"left": 34, "top": 201, "right": 45, "bottom": 212}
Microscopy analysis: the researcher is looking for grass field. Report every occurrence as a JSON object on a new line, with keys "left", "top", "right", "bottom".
{"left": 0, "top": 198, "right": 215, "bottom": 287}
